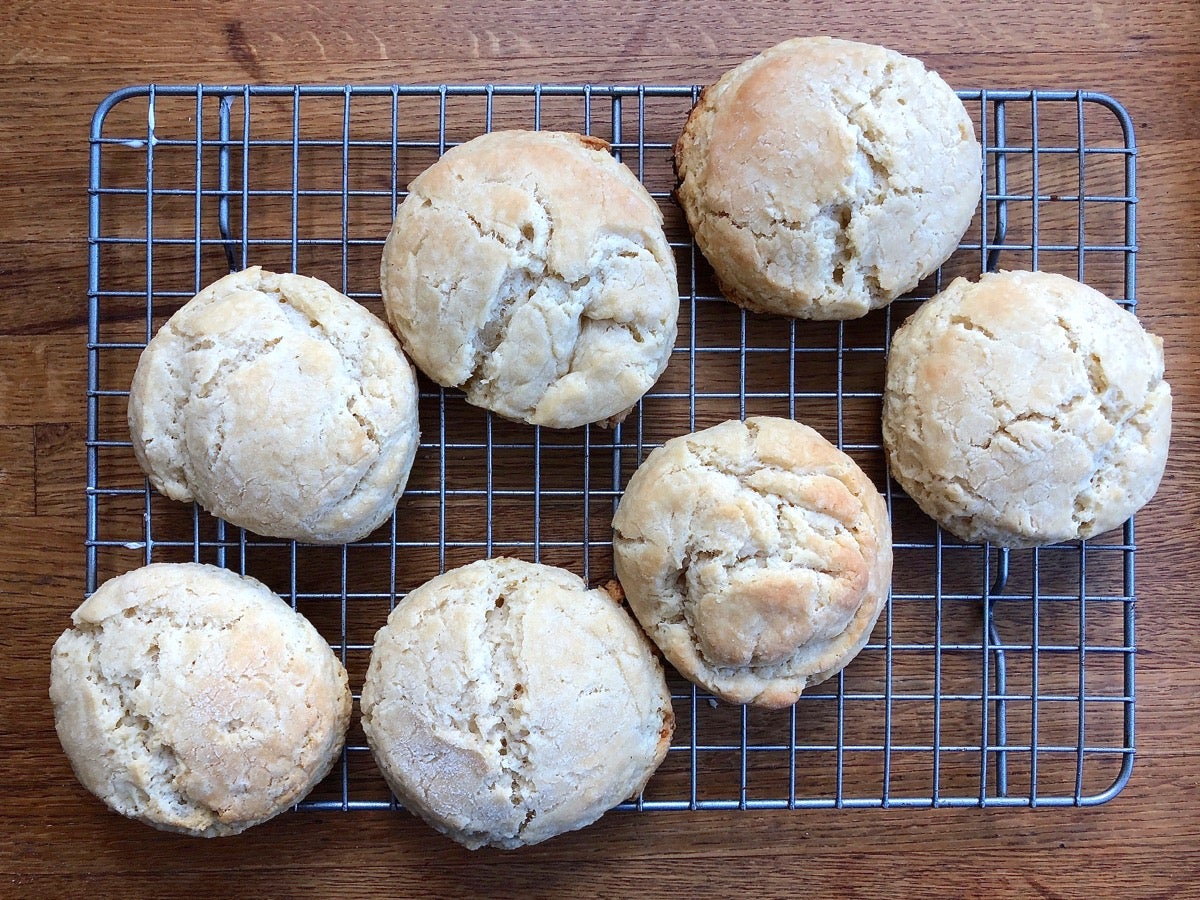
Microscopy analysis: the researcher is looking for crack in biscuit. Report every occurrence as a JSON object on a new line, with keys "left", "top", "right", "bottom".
{"left": 1047, "top": 313, "right": 1169, "bottom": 531}
{"left": 72, "top": 614, "right": 216, "bottom": 825}
{"left": 478, "top": 582, "right": 538, "bottom": 839}
{"left": 462, "top": 268, "right": 541, "bottom": 400}
{"left": 455, "top": 218, "right": 660, "bottom": 420}
{"left": 981, "top": 403, "right": 1071, "bottom": 452}
{"left": 1052, "top": 313, "right": 1129, "bottom": 429}
{"left": 456, "top": 184, "right": 672, "bottom": 424}
{"left": 949, "top": 314, "right": 999, "bottom": 342}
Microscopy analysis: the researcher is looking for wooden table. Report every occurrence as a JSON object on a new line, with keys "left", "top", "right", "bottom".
{"left": 3, "top": 2, "right": 1197, "bottom": 895}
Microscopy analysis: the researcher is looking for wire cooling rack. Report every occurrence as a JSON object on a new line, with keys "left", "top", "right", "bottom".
{"left": 86, "top": 84, "right": 1138, "bottom": 811}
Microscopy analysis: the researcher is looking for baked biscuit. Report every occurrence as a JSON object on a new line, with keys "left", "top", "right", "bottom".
{"left": 883, "top": 270, "right": 1171, "bottom": 548}
{"left": 674, "top": 37, "right": 981, "bottom": 319}
{"left": 49, "top": 563, "right": 351, "bottom": 837}
{"left": 361, "top": 558, "right": 674, "bottom": 849}
{"left": 613, "top": 417, "right": 892, "bottom": 708}
{"left": 380, "top": 130, "right": 679, "bottom": 428}
{"left": 128, "top": 266, "right": 420, "bottom": 544}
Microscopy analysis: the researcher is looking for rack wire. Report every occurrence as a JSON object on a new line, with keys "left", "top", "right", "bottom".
{"left": 86, "top": 84, "right": 1138, "bottom": 811}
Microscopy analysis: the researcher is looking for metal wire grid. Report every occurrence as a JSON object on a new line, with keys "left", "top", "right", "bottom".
{"left": 86, "top": 84, "right": 1138, "bottom": 811}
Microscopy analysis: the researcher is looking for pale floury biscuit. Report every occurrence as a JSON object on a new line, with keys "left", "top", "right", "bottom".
{"left": 613, "top": 417, "right": 892, "bottom": 708}
{"left": 360, "top": 558, "right": 674, "bottom": 849}
{"left": 674, "top": 37, "right": 981, "bottom": 319}
{"left": 49, "top": 563, "right": 351, "bottom": 837}
{"left": 128, "top": 266, "right": 420, "bottom": 544}
{"left": 883, "top": 270, "right": 1171, "bottom": 548}
{"left": 380, "top": 130, "right": 679, "bottom": 429}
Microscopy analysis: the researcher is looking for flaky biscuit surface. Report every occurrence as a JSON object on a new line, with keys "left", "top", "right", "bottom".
{"left": 883, "top": 270, "right": 1171, "bottom": 547}
{"left": 361, "top": 558, "right": 674, "bottom": 849}
{"left": 380, "top": 130, "right": 679, "bottom": 428}
{"left": 675, "top": 37, "right": 981, "bottom": 319}
{"left": 613, "top": 417, "right": 892, "bottom": 708}
{"left": 50, "top": 563, "right": 352, "bottom": 837}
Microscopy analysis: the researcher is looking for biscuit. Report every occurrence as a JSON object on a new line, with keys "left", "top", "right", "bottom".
{"left": 128, "top": 266, "right": 420, "bottom": 544}
{"left": 612, "top": 417, "right": 892, "bottom": 708}
{"left": 882, "top": 270, "right": 1171, "bottom": 548}
{"left": 49, "top": 563, "right": 351, "bottom": 837}
{"left": 360, "top": 558, "right": 674, "bottom": 849}
{"left": 379, "top": 130, "right": 679, "bottom": 429}
{"left": 674, "top": 37, "right": 981, "bottom": 319}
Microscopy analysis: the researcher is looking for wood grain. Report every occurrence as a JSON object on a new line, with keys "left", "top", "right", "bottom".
{"left": 2, "top": 1, "right": 1198, "bottom": 896}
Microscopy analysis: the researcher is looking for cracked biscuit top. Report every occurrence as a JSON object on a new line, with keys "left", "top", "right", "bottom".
{"left": 674, "top": 37, "right": 981, "bottom": 320}
{"left": 49, "top": 563, "right": 352, "bottom": 837}
{"left": 883, "top": 270, "right": 1172, "bottom": 548}
{"left": 379, "top": 129, "right": 679, "bottom": 429}
{"left": 128, "top": 266, "right": 421, "bottom": 544}
{"left": 612, "top": 417, "right": 892, "bottom": 708}
{"left": 360, "top": 558, "right": 674, "bottom": 849}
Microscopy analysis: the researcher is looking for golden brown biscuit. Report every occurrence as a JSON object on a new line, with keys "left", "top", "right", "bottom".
{"left": 613, "top": 417, "right": 892, "bottom": 708}
{"left": 380, "top": 130, "right": 679, "bottom": 428}
{"left": 360, "top": 558, "right": 674, "bottom": 849}
{"left": 675, "top": 37, "right": 981, "bottom": 319}
{"left": 883, "top": 270, "right": 1172, "bottom": 547}
{"left": 49, "top": 563, "right": 351, "bottom": 837}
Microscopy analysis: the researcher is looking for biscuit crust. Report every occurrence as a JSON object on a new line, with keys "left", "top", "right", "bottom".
{"left": 360, "top": 558, "right": 674, "bottom": 849}
{"left": 613, "top": 417, "right": 892, "bottom": 708}
{"left": 674, "top": 37, "right": 981, "bottom": 319}
{"left": 128, "top": 266, "right": 421, "bottom": 544}
{"left": 882, "top": 270, "right": 1171, "bottom": 547}
{"left": 380, "top": 130, "right": 679, "bottom": 428}
{"left": 49, "top": 563, "right": 352, "bottom": 837}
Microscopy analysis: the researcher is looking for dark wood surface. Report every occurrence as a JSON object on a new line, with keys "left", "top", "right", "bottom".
{"left": 2, "top": 2, "right": 1197, "bottom": 896}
